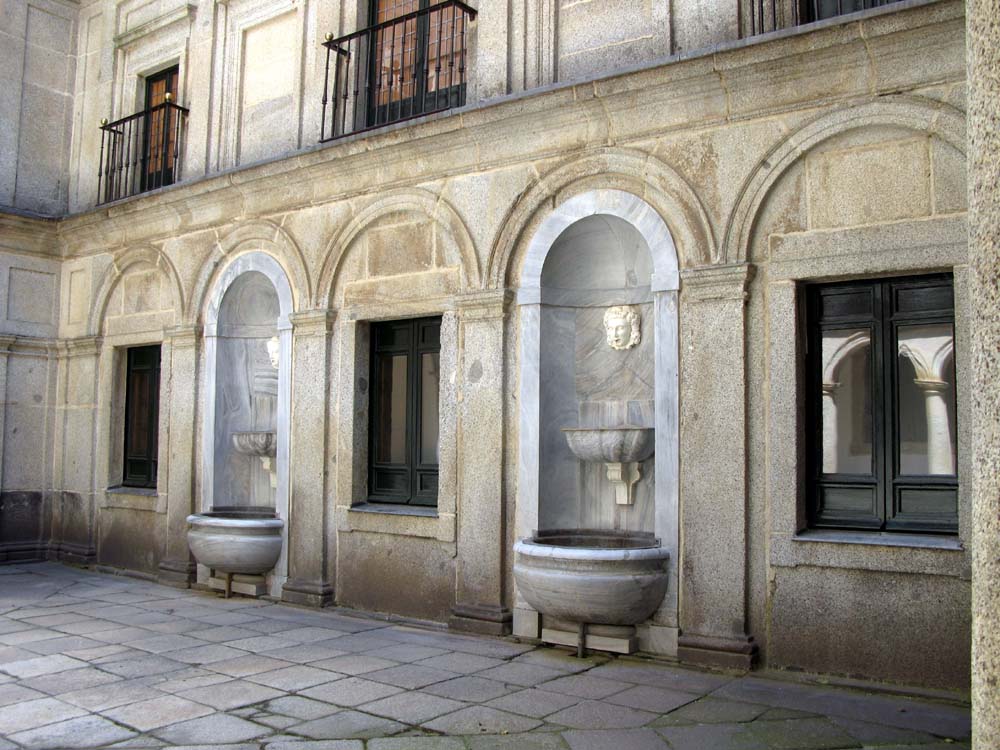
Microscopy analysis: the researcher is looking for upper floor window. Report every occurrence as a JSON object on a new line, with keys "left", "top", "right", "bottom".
{"left": 98, "top": 65, "right": 189, "bottom": 204}
{"left": 123, "top": 345, "right": 162, "bottom": 488}
{"left": 800, "top": 0, "right": 904, "bottom": 22}
{"left": 368, "top": 317, "right": 441, "bottom": 506}
{"left": 142, "top": 67, "right": 180, "bottom": 192}
{"left": 751, "top": 0, "right": 905, "bottom": 36}
{"left": 320, "top": 0, "right": 476, "bottom": 141}
{"left": 805, "top": 275, "right": 958, "bottom": 534}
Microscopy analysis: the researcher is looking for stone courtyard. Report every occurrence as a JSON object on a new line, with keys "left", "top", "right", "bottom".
{"left": 0, "top": 563, "right": 971, "bottom": 750}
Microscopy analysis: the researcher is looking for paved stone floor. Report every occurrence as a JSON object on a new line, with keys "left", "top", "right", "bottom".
{"left": 0, "top": 563, "right": 970, "bottom": 750}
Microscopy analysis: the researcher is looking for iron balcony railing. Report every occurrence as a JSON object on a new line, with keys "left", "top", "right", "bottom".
{"left": 320, "top": 0, "right": 476, "bottom": 142}
{"left": 98, "top": 98, "right": 188, "bottom": 204}
{"left": 750, "top": 0, "right": 905, "bottom": 35}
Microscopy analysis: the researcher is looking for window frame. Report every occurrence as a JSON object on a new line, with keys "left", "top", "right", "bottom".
{"left": 122, "top": 344, "right": 162, "bottom": 489}
{"left": 365, "top": 0, "right": 467, "bottom": 129}
{"left": 367, "top": 316, "right": 441, "bottom": 507}
{"left": 141, "top": 65, "right": 180, "bottom": 193}
{"left": 805, "top": 273, "right": 958, "bottom": 535}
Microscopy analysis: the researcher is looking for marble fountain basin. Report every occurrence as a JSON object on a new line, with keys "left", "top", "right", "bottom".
{"left": 513, "top": 529, "right": 669, "bottom": 625}
{"left": 562, "top": 426, "right": 654, "bottom": 464}
{"left": 231, "top": 430, "right": 277, "bottom": 457}
{"left": 186, "top": 507, "right": 283, "bottom": 575}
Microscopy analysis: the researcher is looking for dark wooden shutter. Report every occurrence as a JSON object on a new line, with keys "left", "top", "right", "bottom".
{"left": 123, "top": 345, "right": 161, "bottom": 488}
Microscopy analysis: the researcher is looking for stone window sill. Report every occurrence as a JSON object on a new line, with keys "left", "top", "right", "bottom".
{"left": 770, "top": 529, "right": 968, "bottom": 578}
{"left": 107, "top": 485, "right": 158, "bottom": 497}
{"left": 337, "top": 502, "right": 454, "bottom": 542}
{"left": 350, "top": 502, "right": 438, "bottom": 518}
{"left": 101, "top": 486, "right": 165, "bottom": 513}
{"left": 793, "top": 529, "right": 964, "bottom": 551}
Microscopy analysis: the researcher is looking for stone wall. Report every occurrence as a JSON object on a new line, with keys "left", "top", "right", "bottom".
{"left": 0, "top": 0, "right": 974, "bottom": 689}
{"left": 1, "top": 0, "right": 841, "bottom": 214}
{"left": 0, "top": 0, "right": 78, "bottom": 215}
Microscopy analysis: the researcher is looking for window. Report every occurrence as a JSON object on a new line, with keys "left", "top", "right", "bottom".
{"left": 805, "top": 275, "right": 957, "bottom": 534}
{"left": 319, "top": 0, "right": 474, "bottom": 141}
{"left": 98, "top": 64, "right": 189, "bottom": 204}
{"left": 368, "top": 0, "right": 468, "bottom": 127}
{"left": 123, "top": 345, "right": 161, "bottom": 488}
{"left": 142, "top": 66, "right": 179, "bottom": 192}
{"left": 799, "top": 0, "right": 903, "bottom": 23}
{"left": 368, "top": 317, "right": 441, "bottom": 506}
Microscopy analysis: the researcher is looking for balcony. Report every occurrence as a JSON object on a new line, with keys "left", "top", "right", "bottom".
{"left": 98, "top": 98, "right": 189, "bottom": 204}
{"left": 320, "top": 0, "right": 476, "bottom": 143}
{"left": 749, "top": 0, "right": 906, "bottom": 35}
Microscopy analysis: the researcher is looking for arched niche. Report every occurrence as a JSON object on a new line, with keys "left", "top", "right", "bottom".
{"left": 537, "top": 214, "right": 657, "bottom": 532}
{"left": 202, "top": 252, "right": 293, "bottom": 597}
{"left": 514, "top": 189, "right": 681, "bottom": 648}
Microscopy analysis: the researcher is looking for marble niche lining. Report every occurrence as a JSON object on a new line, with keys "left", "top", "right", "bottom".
{"left": 514, "top": 189, "right": 680, "bottom": 655}
{"left": 201, "top": 251, "right": 293, "bottom": 598}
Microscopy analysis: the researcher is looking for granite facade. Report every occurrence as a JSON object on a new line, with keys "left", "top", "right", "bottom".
{"left": 0, "top": 0, "right": 983, "bottom": 697}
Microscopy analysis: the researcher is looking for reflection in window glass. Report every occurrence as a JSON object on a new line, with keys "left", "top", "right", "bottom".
{"left": 897, "top": 323, "right": 956, "bottom": 476}
{"left": 420, "top": 352, "right": 439, "bottom": 464}
{"left": 820, "top": 329, "right": 873, "bottom": 475}
{"left": 375, "top": 353, "right": 408, "bottom": 464}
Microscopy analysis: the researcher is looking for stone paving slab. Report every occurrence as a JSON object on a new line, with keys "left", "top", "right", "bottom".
{"left": 0, "top": 563, "right": 972, "bottom": 749}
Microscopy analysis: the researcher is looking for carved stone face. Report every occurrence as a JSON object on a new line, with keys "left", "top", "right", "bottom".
{"left": 266, "top": 336, "right": 280, "bottom": 369}
{"left": 603, "top": 305, "right": 640, "bottom": 350}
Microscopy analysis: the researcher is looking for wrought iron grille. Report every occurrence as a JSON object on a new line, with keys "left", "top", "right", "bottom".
{"left": 751, "top": 0, "right": 905, "bottom": 35}
{"left": 97, "top": 100, "right": 188, "bottom": 204}
{"left": 320, "top": 0, "right": 476, "bottom": 142}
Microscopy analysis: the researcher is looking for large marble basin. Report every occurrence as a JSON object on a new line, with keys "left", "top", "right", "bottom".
{"left": 513, "top": 529, "right": 669, "bottom": 625}
{"left": 187, "top": 508, "right": 283, "bottom": 575}
{"left": 562, "top": 426, "right": 654, "bottom": 464}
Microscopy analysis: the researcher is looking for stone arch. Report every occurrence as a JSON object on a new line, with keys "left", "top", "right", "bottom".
{"left": 488, "top": 148, "right": 716, "bottom": 289}
{"left": 315, "top": 188, "right": 480, "bottom": 307}
{"left": 188, "top": 221, "right": 311, "bottom": 324}
{"left": 723, "top": 95, "right": 967, "bottom": 265}
{"left": 88, "top": 245, "right": 185, "bottom": 336}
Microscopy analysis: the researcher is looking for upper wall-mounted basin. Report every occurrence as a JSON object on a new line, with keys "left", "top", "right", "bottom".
{"left": 232, "top": 431, "right": 277, "bottom": 458}
{"left": 562, "top": 426, "right": 654, "bottom": 464}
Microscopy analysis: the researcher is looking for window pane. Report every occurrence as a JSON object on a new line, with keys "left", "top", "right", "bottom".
{"left": 375, "top": 353, "right": 408, "bottom": 464}
{"left": 420, "top": 352, "right": 439, "bottom": 465}
{"left": 897, "top": 323, "right": 956, "bottom": 476}
{"left": 126, "top": 370, "right": 150, "bottom": 456}
{"left": 820, "top": 328, "right": 873, "bottom": 474}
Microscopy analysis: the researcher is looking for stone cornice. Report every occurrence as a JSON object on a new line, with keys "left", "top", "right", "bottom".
{"left": 455, "top": 290, "right": 515, "bottom": 319}
{"left": 1, "top": 336, "right": 59, "bottom": 356}
{"left": 59, "top": 336, "right": 102, "bottom": 358}
{"left": 164, "top": 325, "right": 201, "bottom": 348}
{"left": 681, "top": 263, "right": 756, "bottom": 302}
{"left": 0, "top": 211, "right": 61, "bottom": 259}
{"left": 114, "top": 1, "right": 197, "bottom": 47}
{"left": 290, "top": 310, "right": 337, "bottom": 336}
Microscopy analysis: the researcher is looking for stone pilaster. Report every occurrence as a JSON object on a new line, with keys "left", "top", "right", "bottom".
{"left": 966, "top": 1, "right": 1000, "bottom": 744}
{"left": 158, "top": 325, "right": 200, "bottom": 587}
{"left": 450, "top": 290, "right": 513, "bottom": 635}
{"left": 281, "top": 310, "right": 335, "bottom": 607}
{"left": 51, "top": 336, "right": 102, "bottom": 564}
{"left": 676, "top": 263, "right": 757, "bottom": 669}
{"left": 0, "top": 335, "right": 15, "bottom": 493}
